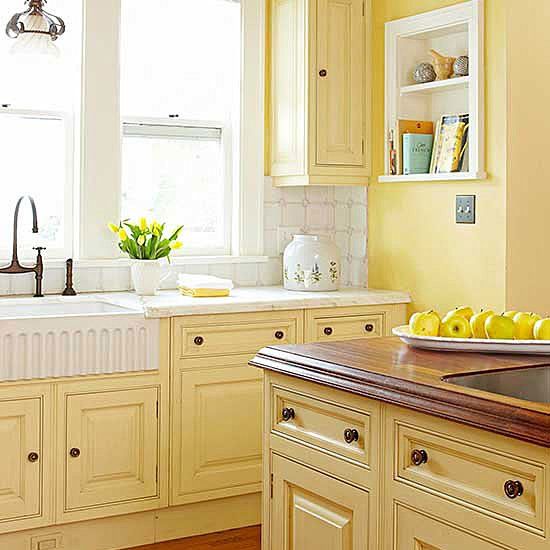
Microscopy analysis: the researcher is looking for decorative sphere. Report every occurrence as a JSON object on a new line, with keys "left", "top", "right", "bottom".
{"left": 413, "top": 63, "right": 436, "bottom": 84}
{"left": 453, "top": 55, "right": 469, "bottom": 76}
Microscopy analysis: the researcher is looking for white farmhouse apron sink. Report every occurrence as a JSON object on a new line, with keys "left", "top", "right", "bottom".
{"left": 0, "top": 296, "right": 159, "bottom": 381}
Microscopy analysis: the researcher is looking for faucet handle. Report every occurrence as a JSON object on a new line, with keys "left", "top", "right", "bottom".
{"left": 33, "top": 247, "right": 46, "bottom": 253}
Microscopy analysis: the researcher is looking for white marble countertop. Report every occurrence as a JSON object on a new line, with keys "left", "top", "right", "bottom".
{"left": 102, "top": 286, "right": 411, "bottom": 319}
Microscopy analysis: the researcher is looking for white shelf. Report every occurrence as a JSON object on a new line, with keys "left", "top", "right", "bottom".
{"left": 400, "top": 76, "right": 470, "bottom": 96}
{"left": 379, "top": 172, "right": 486, "bottom": 183}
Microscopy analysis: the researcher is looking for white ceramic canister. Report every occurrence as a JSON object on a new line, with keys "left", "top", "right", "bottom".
{"left": 283, "top": 235, "right": 341, "bottom": 292}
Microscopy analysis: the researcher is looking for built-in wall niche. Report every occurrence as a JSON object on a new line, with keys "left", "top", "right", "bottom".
{"left": 381, "top": 0, "right": 485, "bottom": 183}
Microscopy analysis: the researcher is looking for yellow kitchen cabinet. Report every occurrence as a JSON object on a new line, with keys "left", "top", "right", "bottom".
{"left": 268, "top": 0, "right": 370, "bottom": 186}
{"left": 0, "top": 384, "right": 53, "bottom": 535}
{"left": 394, "top": 504, "right": 507, "bottom": 550}
{"left": 271, "top": 453, "right": 371, "bottom": 550}
{"left": 171, "top": 361, "right": 263, "bottom": 505}
{"left": 56, "top": 376, "right": 167, "bottom": 523}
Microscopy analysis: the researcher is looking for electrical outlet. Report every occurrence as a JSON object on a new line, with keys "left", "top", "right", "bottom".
{"left": 31, "top": 534, "right": 63, "bottom": 550}
{"left": 456, "top": 195, "right": 476, "bottom": 224}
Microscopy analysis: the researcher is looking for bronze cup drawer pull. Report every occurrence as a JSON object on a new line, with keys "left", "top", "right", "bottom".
{"left": 27, "top": 452, "right": 39, "bottom": 463}
{"left": 275, "top": 331, "right": 285, "bottom": 340}
{"left": 365, "top": 323, "right": 374, "bottom": 333}
{"left": 411, "top": 449, "right": 429, "bottom": 466}
{"left": 193, "top": 336, "right": 204, "bottom": 346}
{"left": 69, "top": 447, "right": 81, "bottom": 458}
{"left": 281, "top": 407, "right": 295, "bottom": 422}
{"left": 344, "top": 428, "right": 359, "bottom": 444}
{"left": 504, "top": 480, "right": 524, "bottom": 499}
{"left": 323, "top": 327, "right": 333, "bottom": 336}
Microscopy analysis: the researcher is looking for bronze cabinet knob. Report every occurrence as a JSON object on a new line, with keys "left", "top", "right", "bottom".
{"left": 27, "top": 452, "right": 39, "bottom": 463}
{"left": 193, "top": 336, "right": 204, "bottom": 346}
{"left": 275, "top": 331, "right": 285, "bottom": 340}
{"left": 504, "top": 480, "right": 524, "bottom": 499}
{"left": 281, "top": 407, "right": 295, "bottom": 422}
{"left": 319, "top": 69, "right": 327, "bottom": 77}
{"left": 365, "top": 324, "right": 374, "bottom": 333}
{"left": 69, "top": 448, "right": 81, "bottom": 458}
{"left": 324, "top": 327, "right": 333, "bottom": 336}
{"left": 343, "top": 428, "right": 359, "bottom": 444}
{"left": 411, "top": 449, "right": 428, "bottom": 466}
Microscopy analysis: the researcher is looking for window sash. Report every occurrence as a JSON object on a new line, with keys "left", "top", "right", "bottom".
{"left": 121, "top": 117, "right": 233, "bottom": 256}
{"left": 0, "top": 108, "right": 74, "bottom": 261}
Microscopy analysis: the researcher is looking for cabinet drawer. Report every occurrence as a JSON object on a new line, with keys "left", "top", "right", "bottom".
{"left": 271, "top": 385, "right": 371, "bottom": 467}
{"left": 394, "top": 420, "right": 546, "bottom": 532}
{"left": 174, "top": 315, "right": 300, "bottom": 359}
{"left": 309, "top": 313, "right": 384, "bottom": 342}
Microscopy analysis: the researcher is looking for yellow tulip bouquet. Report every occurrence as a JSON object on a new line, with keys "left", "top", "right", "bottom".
{"left": 109, "top": 218, "right": 183, "bottom": 261}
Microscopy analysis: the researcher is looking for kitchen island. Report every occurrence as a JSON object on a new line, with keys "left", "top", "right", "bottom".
{"left": 251, "top": 337, "right": 550, "bottom": 550}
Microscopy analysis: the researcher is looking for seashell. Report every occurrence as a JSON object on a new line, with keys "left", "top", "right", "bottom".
{"left": 453, "top": 55, "right": 469, "bottom": 76}
{"left": 413, "top": 62, "right": 436, "bottom": 84}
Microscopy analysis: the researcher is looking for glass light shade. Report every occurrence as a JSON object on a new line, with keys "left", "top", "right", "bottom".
{"left": 9, "top": 13, "right": 60, "bottom": 58}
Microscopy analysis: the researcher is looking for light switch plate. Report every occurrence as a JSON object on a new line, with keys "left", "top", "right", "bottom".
{"left": 456, "top": 195, "right": 476, "bottom": 224}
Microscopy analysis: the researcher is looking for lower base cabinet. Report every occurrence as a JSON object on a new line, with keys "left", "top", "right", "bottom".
{"left": 64, "top": 386, "right": 160, "bottom": 512}
{"left": 171, "top": 362, "right": 263, "bottom": 505}
{"left": 395, "top": 504, "right": 506, "bottom": 550}
{"left": 271, "top": 454, "right": 370, "bottom": 550}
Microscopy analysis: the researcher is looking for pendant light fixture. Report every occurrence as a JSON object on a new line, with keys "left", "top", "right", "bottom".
{"left": 6, "top": 0, "right": 65, "bottom": 57}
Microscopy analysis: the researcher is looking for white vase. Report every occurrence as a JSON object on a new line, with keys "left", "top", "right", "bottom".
{"left": 283, "top": 235, "right": 341, "bottom": 292}
{"left": 130, "top": 260, "right": 169, "bottom": 296}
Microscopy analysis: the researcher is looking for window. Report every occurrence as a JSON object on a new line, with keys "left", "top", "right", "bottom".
{"left": 0, "top": 0, "right": 81, "bottom": 259}
{"left": 120, "top": 0, "right": 241, "bottom": 256}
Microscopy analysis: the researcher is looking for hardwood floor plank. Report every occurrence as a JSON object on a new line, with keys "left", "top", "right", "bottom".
{"left": 129, "top": 526, "right": 261, "bottom": 550}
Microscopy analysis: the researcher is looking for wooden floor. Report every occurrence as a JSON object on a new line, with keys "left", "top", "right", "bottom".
{"left": 130, "top": 527, "right": 261, "bottom": 550}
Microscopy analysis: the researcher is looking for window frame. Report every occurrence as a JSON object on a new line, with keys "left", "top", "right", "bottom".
{"left": 79, "top": 0, "right": 265, "bottom": 261}
{"left": 121, "top": 116, "right": 234, "bottom": 257}
{"left": 0, "top": 107, "right": 74, "bottom": 261}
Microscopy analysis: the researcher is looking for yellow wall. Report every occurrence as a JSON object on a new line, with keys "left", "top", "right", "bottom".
{"left": 505, "top": 0, "right": 550, "bottom": 313}
{"left": 368, "top": 0, "right": 508, "bottom": 316}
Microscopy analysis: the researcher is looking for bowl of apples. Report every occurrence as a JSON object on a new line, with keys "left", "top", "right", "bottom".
{"left": 393, "top": 307, "right": 550, "bottom": 354}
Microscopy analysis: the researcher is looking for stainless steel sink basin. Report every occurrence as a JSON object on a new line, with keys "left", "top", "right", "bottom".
{"left": 445, "top": 366, "right": 550, "bottom": 404}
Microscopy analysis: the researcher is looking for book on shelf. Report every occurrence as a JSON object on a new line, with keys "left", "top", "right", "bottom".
{"left": 395, "top": 119, "right": 434, "bottom": 175}
{"left": 430, "top": 113, "right": 469, "bottom": 173}
{"left": 403, "top": 133, "right": 434, "bottom": 175}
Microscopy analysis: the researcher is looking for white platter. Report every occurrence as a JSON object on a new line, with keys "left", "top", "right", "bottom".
{"left": 393, "top": 325, "right": 550, "bottom": 355}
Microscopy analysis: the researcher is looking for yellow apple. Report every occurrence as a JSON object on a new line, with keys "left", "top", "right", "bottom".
{"left": 469, "top": 310, "right": 494, "bottom": 339}
{"left": 513, "top": 312, "right": 541, "bottom": 340}
{"left": 534, "top": 318, "right": 550, "bottom": 340}
{"left": 409, "top": 310, "right": 440, "bottom": 337}
{"left": 440, "top": 315, "right": 472, "bottom": 339}
{"left": 503, "top": 310, "right": 518, "bottom": 319}
{"left": 484, "top": 314, "right": 515, "bottom": 339}
{"left": 442, "top": 306, "right": 474, "bottom": 323}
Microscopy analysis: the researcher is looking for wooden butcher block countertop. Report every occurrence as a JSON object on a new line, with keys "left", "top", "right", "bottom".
{"left": 250, "top": 337, "right": 550, "bottom": 447}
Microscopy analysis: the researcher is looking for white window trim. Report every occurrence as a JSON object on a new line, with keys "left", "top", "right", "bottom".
{"left": 122, "top": 116, "right": 233, "bottom": 257}
{"left": 0, "top": 107, "right": 74, "bottom": 261}
{"left": 79, "top": 0, "right": 265, "bottom": 262}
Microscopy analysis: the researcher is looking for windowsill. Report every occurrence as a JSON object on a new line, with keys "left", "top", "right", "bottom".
{"left": 0, "top": 255, "right": 270, "bottom": 269}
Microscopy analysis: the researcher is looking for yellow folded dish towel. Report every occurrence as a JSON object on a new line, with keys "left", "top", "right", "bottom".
{"left": 177, "top": 274, "right": 234, "bottom": 298}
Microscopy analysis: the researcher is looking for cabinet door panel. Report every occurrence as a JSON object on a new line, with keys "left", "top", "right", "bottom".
{"left": 171, "top": 364, "right": 262, "bottom": 505}
{"left": 0, "top": 399, "right": 41, "bottom": 523}
{"left": 272, "top": 454, "right": 369, "bottom": 550}
{"left": 315, "top": 0, "right": 364, "bottom": 166}
{"left": 395, "top": 503, "right": 507, "bottom": 550}
{"left": 65, "top": 387, "right": 159, "bottom": 511}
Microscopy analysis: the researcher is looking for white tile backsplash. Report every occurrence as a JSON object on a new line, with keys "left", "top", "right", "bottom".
{"left": 0, "top": 178, "right": 368, "bottom": 295}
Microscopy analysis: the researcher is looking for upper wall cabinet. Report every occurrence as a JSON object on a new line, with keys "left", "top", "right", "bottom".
{"left": 268, "top": 0, "right": 370, "bottom": 187}
{"left": 381, "top": 0, "right": 485, "bottom": 183}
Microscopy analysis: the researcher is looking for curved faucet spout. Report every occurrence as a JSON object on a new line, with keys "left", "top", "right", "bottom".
{"left": 12, "top": 195, "right": 39, "bottom": 264}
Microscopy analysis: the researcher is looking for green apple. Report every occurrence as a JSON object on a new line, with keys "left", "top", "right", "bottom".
{"left": 469, "top": 310, "right": 494, "bottom": 339}
{"left": 484, "top": 314, "right": 515, "bottom": 339}
{"left": 513, "top": 312, "right": 541, "bottom": 340}
{"left": 503, "top": 310, "right": 518, "bottom": 319}
{"left": 409, "top": 310, "right": 440, "bottom": 337}
{"left": 534, "top": 318, "right": 550, "bottom": 340}
{"left": 440, "top": 315, "right": 472, "bottom": 339}
{"left": 442, "top": 306, "right": 474, "bottom": 323}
